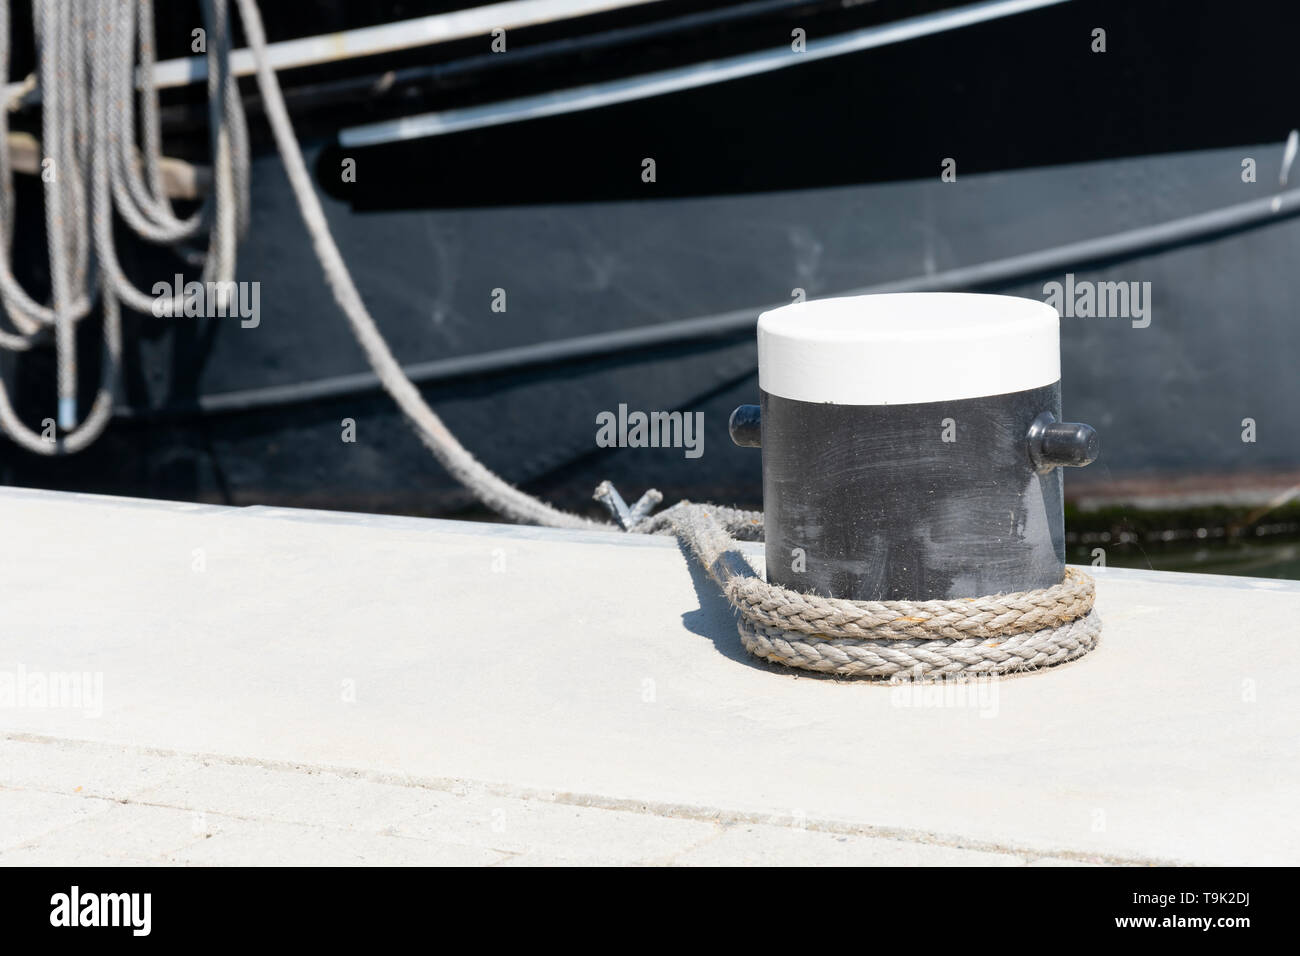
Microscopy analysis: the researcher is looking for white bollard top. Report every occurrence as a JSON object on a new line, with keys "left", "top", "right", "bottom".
{"left": 757, "top": 292, "right": 1060, "bottom": 406}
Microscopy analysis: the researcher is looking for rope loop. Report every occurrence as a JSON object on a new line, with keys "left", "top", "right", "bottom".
{"left": 660, "top": 501, "right": 1100, "bottom": 679}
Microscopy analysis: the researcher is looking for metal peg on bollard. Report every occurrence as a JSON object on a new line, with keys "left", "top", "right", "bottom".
{"left": 1027, "top": 412, "right": 1100, "bottom": 474}
{"left": 728, "top": 404, "right": 762, "bottom": 447}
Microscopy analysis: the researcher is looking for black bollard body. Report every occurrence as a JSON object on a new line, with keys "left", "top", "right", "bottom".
{"left": 732, "top": 293, "right": 1097, "bottom": 601}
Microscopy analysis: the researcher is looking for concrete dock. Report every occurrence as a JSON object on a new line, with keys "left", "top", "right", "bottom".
{"left": 1, "top": 486, "right": 1295, "bottom": 866}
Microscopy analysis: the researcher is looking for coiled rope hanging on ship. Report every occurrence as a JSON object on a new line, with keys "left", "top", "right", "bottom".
{"left": 0, "top": 0, "right": 247, "bottom": 452}
{"left": 1, "top": 0, "right": 1099, "bottom": 678}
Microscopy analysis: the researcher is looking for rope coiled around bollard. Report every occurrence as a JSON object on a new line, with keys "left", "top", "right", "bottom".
{"left": 647, "top": 502, "right": 1101, "bottom": 679}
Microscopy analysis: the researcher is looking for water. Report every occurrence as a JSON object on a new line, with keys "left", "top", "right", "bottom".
{"left": 1068, "top": 538, "right": 1300, "bottom": 580}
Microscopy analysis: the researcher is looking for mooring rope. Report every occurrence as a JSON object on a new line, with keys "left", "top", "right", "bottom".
{"left": 647, "top": 502, "right": 1100, "bottom": 678}
{"left": 5, "top": 0, "right": 1101, "bottom": 679}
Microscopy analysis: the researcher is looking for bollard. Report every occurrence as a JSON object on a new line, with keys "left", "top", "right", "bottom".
{"left": 730, "top": 292, "right": 1097, "bottom": 601}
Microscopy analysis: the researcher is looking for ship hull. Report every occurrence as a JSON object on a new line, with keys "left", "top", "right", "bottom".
{"left": 3, "top": 0, "right": 1297, "bottom": 520}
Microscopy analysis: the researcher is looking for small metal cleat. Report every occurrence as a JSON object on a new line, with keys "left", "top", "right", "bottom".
{"left": 594, "top": 481, "right": 661, "bottom": 530}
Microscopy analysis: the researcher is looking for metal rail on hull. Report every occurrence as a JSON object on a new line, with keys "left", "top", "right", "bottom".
{"left": 115, "top": 167, "right": 1300, "bottom": 421}
{"left": 2, "top": 0, "right": 667, "bottom": 102}
{"left": 337, "top": 0, "right": 1075, "bottom": 147}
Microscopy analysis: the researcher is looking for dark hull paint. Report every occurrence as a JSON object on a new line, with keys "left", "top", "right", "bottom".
{"left": 5, "top": 139, "right": 1297, "bottom": 520}
{"left": 2, "top": 0, "right": 1298, "bottom": 520}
